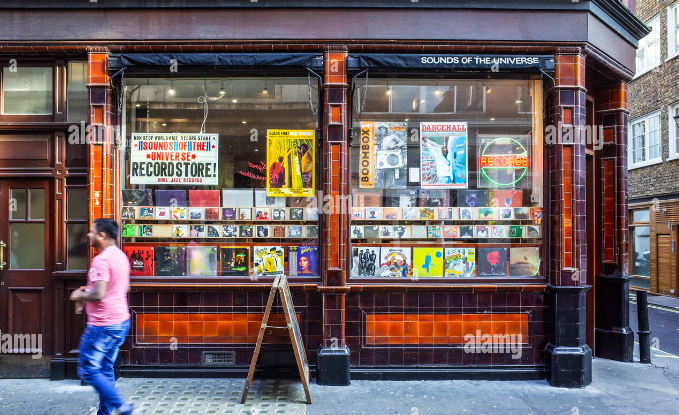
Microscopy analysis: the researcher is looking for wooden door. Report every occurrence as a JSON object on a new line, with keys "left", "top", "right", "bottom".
{"left": 657, "top": 235, "right": 677, "bottom": 295}
{"left": 0, "top": 179, "right": 53, "bottom": 376}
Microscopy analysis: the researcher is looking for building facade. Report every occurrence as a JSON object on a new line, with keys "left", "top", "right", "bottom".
{"left": 0, "top": 1, "right": 647, "bottom": 387}
{"left": 628, "top": 0, "right": 679, "bottom": 297}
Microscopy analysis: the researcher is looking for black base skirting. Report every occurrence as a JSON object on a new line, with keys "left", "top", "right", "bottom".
{"left": 350, "top": 366, "right": 546, "bottom": 381}
{"left": 595, "top": 274, "right": 634, "bottom": 362}
{"left": 316, "top": 346, "right": 351, "bottom": 386}
{"left": 50, "top": 358, "right": 79, "bottom": 381}
{"left": 119, "top": 365, "right": 313, "bottom": 379}
{"left": 544, "top": 344, "right": 592, "bottom": 387}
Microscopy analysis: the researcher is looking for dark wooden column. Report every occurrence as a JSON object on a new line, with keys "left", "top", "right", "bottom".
{"left": 544, "top": 48, "right": 593, "bottom": 388}
{"left": 316, "top": 47, "right": 351, "bottom": 386}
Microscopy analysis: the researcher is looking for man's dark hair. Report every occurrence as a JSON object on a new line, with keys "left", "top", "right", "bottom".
{"left": 94, "top": 218, "right": 119, "bottom": 240}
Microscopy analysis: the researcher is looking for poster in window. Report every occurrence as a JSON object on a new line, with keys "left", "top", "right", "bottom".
{"left": 359, "top": 122, "right": 408, "bottom": 189}
{"left": 351, "top": 246, "right": 380, "bottom": 278}
{"left": 123, "top": 246, "right": 154, "bottom": 276}
{"left": 130, "top": 133, "right": 219, "bottom": 185}
{"left": 253, "top": 246, "right": 285, "bottom": 277}
{"left": 220, "top": 247, "right": 250, "bottom": 276}
{"left": 420, "top": 122, "right": 468, "bottom": 189}
{"left": 289, "top": 246, "right": 318, "bottom": 276}
{"left": 266, "top": 130, "right": 315, "bottom": 197}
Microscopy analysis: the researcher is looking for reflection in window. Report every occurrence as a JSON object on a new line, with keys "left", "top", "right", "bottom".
{"left": 67, "top": 62, "right": 88, "bottom": 123}
{"left": 631, "top": 226, "right": 650, "bottom": 277}
{"left": 632, "top": 209, "right": 649, "bottom": 223}
{"left": 2, "top": 67, "right": 53, "bottom": 115}
{"left": 67, "top": 223, "right": 89, "bottom": 270}
{"left": 10, "top": 223, "right": 45, "bottom": 269}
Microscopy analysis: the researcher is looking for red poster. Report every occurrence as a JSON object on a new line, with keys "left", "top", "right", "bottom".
{"left": 189, "top": 190, "right": 221, "bottom": 207}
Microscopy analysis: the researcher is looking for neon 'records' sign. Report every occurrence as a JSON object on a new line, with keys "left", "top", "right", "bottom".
{"left": 478, "top": 137, "right": 529, "bottom": 186}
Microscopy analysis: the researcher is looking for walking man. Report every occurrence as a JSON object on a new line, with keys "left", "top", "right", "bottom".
{"left": 70, "top": 218, "right": 136, "bottom": 415}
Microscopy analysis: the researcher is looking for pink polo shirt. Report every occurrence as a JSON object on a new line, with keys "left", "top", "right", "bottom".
{"left": 86, "top": 245, "right": 131, "bottom": 326}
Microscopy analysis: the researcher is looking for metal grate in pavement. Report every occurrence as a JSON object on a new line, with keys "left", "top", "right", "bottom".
{"left": 663, "top": 369, "right": 679, "bottom": 389}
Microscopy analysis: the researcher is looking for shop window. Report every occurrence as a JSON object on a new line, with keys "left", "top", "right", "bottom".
{"left": 636, "top": 16, "right": 661, "bottom": 75}
{"left": 66, "top": 187, "right": 89, "bottom": 270}
{"left": 350, "top": 78, "right": 544, "bottom": 281}
{"left": 629, "top": 111, "right": 662, "bottom": 168}
{"left": 67, "top": 62, "right": 88, "bottom": 123}
{"left": 669, "top": 102, "right": 679, "bottom": 159}
{"left": 1, "top": 66, "right": 53, "bottom": 115}
{"left": 120, "top": 77, "right": 320, "bottom": 280}
{"left": 669, "top": 2, "right": 679, "bottom": 60}
{"left": 630, "top": 226, "right": 651, "bottom": 278}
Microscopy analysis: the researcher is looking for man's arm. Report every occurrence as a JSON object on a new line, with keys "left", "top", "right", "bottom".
{"left": 70, "top": 280, "right": 108, "bottom": 302}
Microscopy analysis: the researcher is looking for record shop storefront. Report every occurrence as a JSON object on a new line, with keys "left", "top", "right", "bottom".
{"left": 0, "top": 2, "right": 646, "bottom": 389}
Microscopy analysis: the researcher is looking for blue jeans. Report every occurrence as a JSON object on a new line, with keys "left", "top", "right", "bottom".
{"left": 77, "top": 319, "right": 131, "bottom": 415}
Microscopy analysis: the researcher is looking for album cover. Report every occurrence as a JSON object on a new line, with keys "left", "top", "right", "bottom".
{"left": 122, "top": 224, "right": 137, "bottom": 238}
{"left": 206, "top": 225, "right": 220, "bottom": 238}
{"left": 273, "top": 225, "right": 286, "bottom": 238}
{"left": 460, "top": 225, "right": 475, "bottom": 238}
{"left": 458, "top": 207, "right": 474, "bottom": 220}
{"left": 220, "top": 247, "right": 250, "bottom": 276}
{"left": 140, "top": 225, "right": 153, "bottom": 237}
{"left": 397, "top": 189, "right": 419, "bottom": 208}
{"left": 289, "top": 196, "right": 316, "bottom": 208}
{"left": 172, "top": 225, "right": 187, "bottom": 238}
{"left": 428, "top": 225, "right": 441, "bottom": 238}
{"left": 392, "top": 225, "right": 408, "bottom": 239}
{"left": 172, "top": 207, "right": 187, "bottom": 220}
{"left": 443, "top": 225, "right": 459, "bottom": 238}
{"left": 457, "top": 190, "right": 489, "bottom": 208}
{"left": 413, "top": 247, "right": 444, "bottom": 277}
{"left": 351, "top": 246, "right": 381, "bottom": 278}
{"left": 514, "top": 208, "right": 531, "bottom": 220}
{"left": 288, "top": 225, "right": 302, "bottom": 238}
{"left": 351, "top": 225, "right": 365, "bottom": 239}
{"left": 420, "top": 208, "right": 435, "bottom": 220}
{"left": 221, "top": 208, "right": 236, "bottom": 221}
{"left": 188, "top": 190, "right": 220, "bottom": 207}
{"left": 491, "top": 225, "right": 507, "bottom": 238}
{"left": 352, "top": 191, "right": 382, "bottom": 208}
{"left": 189, "top": 208, "right": 204, "bottom": 220}
{"left": 289, "top": 246, "right": 318, "bottom": 276}
{"left": 526, "top": 225, "right": 541, "bottom": 238}
{"left": 383, "top": 207, "right": 398, "bottom": 220}
{"left": 122, "top": 207, "right": 136, "bottom": 219}
{"left": 380, "top": 247, "right": 412, "bottom": 278}
{"left": 256, "top": 225, "right": 270, "bottom": 238}
{"left": 156, "top": 190, "right": 188, "bottom": 207}
{"left": 351, "top": 207, "right": 365, "bottom": 220}
{"left": 222, "top": 189, "right": 254, "bottom": 207}
{"left": 272, "top": 208, "right": 286, "bottom": 221}
{"left": 364, "top": 225, "right": 380, "bottom": 239}
{"left": 420, "top": 122, "right": 468, "bottom": 189}
{"left": 307, "top": 208, "right": 319, "bottom": 221}
{"left": 122, "top": 189, "right": 153, "bottom": 206}
{"left": 155, "top": 246, "right": 186, "bottom": 276}
{"left": 360, "top": 121, "right": 408, "bottom": 189}
{"left": 411, "top": 225, "right": 427, "bottom": 239}
{"left": 438, "top": 208, "right": 452, "bottom": 220}
{"left": 139, "top": 207, "right": 154, "bottom": 219}
{"left": 499, "top": 208, "right": 513, "bottom": 220}
{"left": 489, "top": 189, "right": 523, "bottom": 207}
{"left": 478, "top": 247, "right": 509, "bottom": 277}
{"left": 402, "top": 207, "right": 417, "bottom": 220}
{"left": 239, "top": 225, "right": 253, "bottom": 238}
{"left": 255, "top": 208, "right": 270, "bottom": 220}
{"left": 187, "top": 246, "right": 217, "bottom": 277}
{"left": 124, "top": 246, "right": 155, "bottom": 276}
{"left": 239, "top": 208, "right": 252, "bottom": 221}
{"left": 253, "top": 246, "right": 285, "bottom": 277}
{"left": 222, "top": 225, "right": 238, "bottom": 238}
{"left": 419, "top": 189, "right": 451, "bottom": 207}
{"left": 155, "top": 207, "right": 170, "bottom": 220}
{"left": 306, "top": 225, "right": 319, "bottom": 238}
{"left": 478, "top": 207, "right": 495, "bottom": 220}
{"left": 290, "top": 208, "right": 304, "bottom": 220}
{"left": 510, "top": 247, "right": 540, "bottom": 277}
{"left": 445, "top": 248, "right": 476, "bottom": 278}
{"left": 509, "top": 225, "right": 524, "bottom": 238}
{"left": 205, "top": 208, "right": 219, "bottom": 220}
{"left": 530, "top": 207, "right": 544, "bottom": 220}
{"left": 366, "top": 207, "right": 380, "bottom": 220}
{"left": 255, "top": 188, "right": 286, "bottom": 207}
{"left": 476, "top": 225, "right": 489, "bottom": 238}
{"left": 379, "top": 226, "right": 394, "bottom": 238}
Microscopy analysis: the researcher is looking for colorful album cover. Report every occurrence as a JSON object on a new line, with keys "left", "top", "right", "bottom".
{"left": 223, "top": 225, "right": 238, "bottom": 238}
{"left": 380, "top": 247, "right": 412, "bottom": 278}
{"left": 419, "top": 189, "right": 450, "bottom": 207}
{"left": 457, "top": 190, "right": 489, "bottom": 207}
{"left": 460, "top": 225, "right": 475, "bottom": 238}
{"left": 155, "top": 190, "right": 188, "bottom": 207}
{"left": 489, "top": 189, "right": 523, "bottom": 207}
{"left": 187, "top": 246, "right": 217, "bottom": 277}
{"left": 155, "top": 207, "right": 170, "bottom": 220}
{"left": 530, "top": 207, "right": 544, "bottom": 220}
{"left": 351, "top": 246, "right": 381, "bottom": 278}
{"left": 491, "top": 225, "right": 507, "bottom": 238}
{"left": 239, "top": 225, "right": 253, "bottom": 237}
{"left": 499, "top": 208, "right": 513, "bottom": 220}
{"left": 288, "top": 225, "right": 302, "bottom": 238}
{"left": 221, "top": 208, "right": 236, "bottom": 220}
{"left": 420, "top": 122, "right": 468, "bottom": 189}
{"left": 445, "top": 248, "right": 476, "bottom": 278}
{"left": 255, "top": 208, "right": 270, "bottom": 220}
{"left": 188, "top": 190, "right": 220, "bottom": 207}
{"left": 203, "top": 208, "right": 218, "bottom": 220}
{"left": 172, "top": 225, "right": 187, "bottom": 237}
{"left": 206, "top": 225, "right": 220, "bottom": 238}
{"left": 122, "top": 207, "right": 136, "bottom": 219}
{"left": 189, "top": 208, "right": 204, "bottom": 220}
{"left": 526, "top": 225, "right": 541, "bottom": 238}
{"left": 253, "top": 246, "right": 285, "bottom": 277}
{"left": 393, "top": 226, "right": 408, "bottom": 238}
{"left": 510, "top": 247, "right": 540, "bottom": 277}
{"left": 256, "top": 225, "right": 270, "bottom": 238}
{"left": 514, "top": 207, "right": 531, "bottom": 220}
{"left": 509, "top": 225, "right": 524, "bottom": 238}
{"left": 122, "top": 224, "right": 137, "bottom": 238}
{"left": 420, "top": 208, "right": 435, "bottom": 220}
{"left": 255, "top": 188, "right": 286, "bottom": 207}
{"left": 239, "top": 208, "right": 252, "bottom": 221}
{"left": 307, "top": 208, "right": 319, "bottom": 221}
{"left": 383, "top": 208, "right": 398, "bottom": 220}
{"left": 351, "top": 207, "right": 365, "bottom": 220}
{"left": 428, "top": 225, "right": 441, "bottom": 238}
{"left": 122, "top": 189, "right": 153, "bottom": 206}
{"left": 365, "top": 207, "right": 380, "bottom": 220}
{"left": 140, "top": 207, "right": 154, "bottom": 219}
{"left": 272, "top": 208, "right": 286, "bottom": 220}
{"left": 289, "top": 246, "right": 318, "bottom": 276}
{"left": 172, "top": 207, "right": 187, "bottom": 220}
{"left": 413, "top": 247, "right": 444, "bottom": 277}
{"left": 359, "top": 122, "right": 408, "bottom": 189}
{"left": 290, "top": 208, "right": 304, "bottom": 220}
{"left": 364, "top": 225, "right": 380, "bottom": 239}
{"left": 273, "top": 225, "right": 286, "bottom": 237}
{"left": 140, "top": 225, "right": 153, "bottom": 237}
{"left": 443, "top": 225, "right": 459, "bottom": 238}
{"left": 458, "top": 207, "right": 474, "bottom": 220}
{"left": 438, "top": 208, "right": 452, "bottom": 220}
{"left": 351, "top": 225, "right": 365, "bottom": 239}
{"left": 266, "top": 129, "right": 315, "bottom": 197}
{"left": 402, "top": 207, "right": 417, "bottom": 220}
{"left": 306, "top": 225, "right": 319, "bottom": 238}
{"left": 155, "top": 246, "right": 186, "bottom": 276}
{"left": 478, "top": 247, "right": 509, "bottom": 277}
{"left": 478, "top": 207, "right": 495, "bottom": 220}
{"left": 220, "top": 247, "right": 250, "bottom": 276}
{"left": 379, "top": 226, "right": 394, "bottom": 238}
{"left": 476, "top": 225, "right": 489, "bottom": 238}
{"left": 411, "top": 225, "right": 427, "bottom": 239}
{"left": 124, "top": 246, "right": 155, "bottom": 276}
{"left": 222, "top": 189, "right": 254, "bottom": 207}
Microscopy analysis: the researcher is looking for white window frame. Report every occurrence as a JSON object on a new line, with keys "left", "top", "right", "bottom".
{"left": 668, "top": 1, "right": 679, "bottom": 61}
{"left": 669, "top": 102, "right": 679, "bottom": 160}
{"left": 635, "top": 15, "right": 662, "bottom": 77}
{"left": 628, "top": 110, "right": 663, "bottom": 169}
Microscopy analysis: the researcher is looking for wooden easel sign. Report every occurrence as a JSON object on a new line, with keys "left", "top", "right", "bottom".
{"left": 241, "top": 275, "right": 312, "bottom": 404}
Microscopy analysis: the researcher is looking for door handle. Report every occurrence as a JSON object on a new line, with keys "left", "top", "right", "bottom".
{"left": 0, "top": 240, "right": 6, "bottom": 270}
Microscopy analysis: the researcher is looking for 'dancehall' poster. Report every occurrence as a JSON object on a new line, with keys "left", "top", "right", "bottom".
{"left": 266, "top": 130, "right": 315, "bottom": 197}
{"left": 419, "top": 122, "right": 468, "bottom": 189}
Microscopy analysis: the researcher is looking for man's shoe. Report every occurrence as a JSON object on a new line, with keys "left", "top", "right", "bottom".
{"left": 118, "top": 403, "right": 138, "bottom": 415}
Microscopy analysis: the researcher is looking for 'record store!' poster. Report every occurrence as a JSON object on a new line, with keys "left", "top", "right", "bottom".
{"left": 420, "top": 122, "right": 468, "bottom": 189}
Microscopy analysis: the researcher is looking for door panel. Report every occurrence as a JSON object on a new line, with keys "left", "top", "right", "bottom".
{"left": 657, "top": 235, "right": 676, "bottom": 295}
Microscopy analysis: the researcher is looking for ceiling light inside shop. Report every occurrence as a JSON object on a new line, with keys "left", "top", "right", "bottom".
{"left": 169, "top": 80, "right": 176, "bottom": 95}
{"left": 135, "top": 104, "right": 141, "bottom": 107}
{"left": 219, "top": 81, "right": 226, "bottom": 95}
{"left": 487, "top": 88, "right": 492, "bottom": 93}
{"left": 232, "top": 99, "right": 238, "bottom": 103}
{"left": 162, "top": 123, "right": 167, "bottom": 126}
{"left": 434, "top": 89, "right": 441, "bottom": 95}
{"left": 386, "top": 86, "right": 392, "bottom": 95}
{"left": 242, "top": 121, "right": 247, "bottom": 124}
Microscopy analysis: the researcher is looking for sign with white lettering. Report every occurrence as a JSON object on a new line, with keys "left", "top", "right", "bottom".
{"left": 130, "top": 133, "right": 219, "bottom": 185}
{"left": 355, "top": 54, "right": 553, "bottom": 71}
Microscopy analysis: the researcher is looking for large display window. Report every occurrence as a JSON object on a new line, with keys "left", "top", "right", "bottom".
{"left": 350, "top": 77, "right": 544, "bottom": 281}
{"left": 120, "top": 77, "right": 320, "bottom": 281}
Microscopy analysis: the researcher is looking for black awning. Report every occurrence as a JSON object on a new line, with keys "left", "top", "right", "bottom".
{"left": 110, "top": 53, "right": 323, "bottom": 72}
{"left": 349, "top": 54, "right": 554, "bottom": 72}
